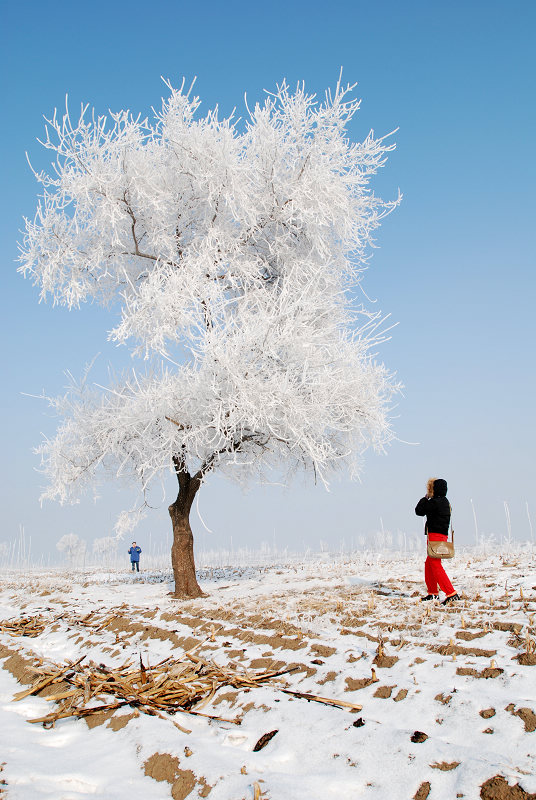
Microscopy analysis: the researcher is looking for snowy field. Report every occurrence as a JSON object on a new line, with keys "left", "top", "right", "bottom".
{"left": 1, "top": 548, "right": 535, "bottom": 800}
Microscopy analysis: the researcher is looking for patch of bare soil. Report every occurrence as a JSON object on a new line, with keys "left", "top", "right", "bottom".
{"left": 436, "top": 643, "right": 497, "bottom": 658}
{"left": 318, "top": 671, "right": 337, "bottom": 685}
{"left": 456, "top": 667, "right": 504, "bottom": 679}
{"left": 248, "top": 658, "right": 286, "bottom": 671}
{"left": 105, "top": 616, "right": 201, "bottom": 653}
{"left": 143, "top": 753, "right": 212, "bottom": 800}
{"left": 393, "top": 688, "right": 408, "bottom": 702}
{"left": 373, "top": 652, "right": 399, "bottom": 668}
{"left": 480, "top": 775, "right": 536, "bottom": 799}
{"left": 310, "top": 644, "right": 336, "bottom": 658}
{"left": 414, "top": 780, "right": 431, "bottom": 799}
{"left": 108, "top": 711, "right": 139, "bottom": 731}
{"left": 480, "top": 708, "right": 496, "bottom": 719}
{"left": 0, "top": 643, "right": 41, "bottom": 685}
{"left": 373, "top": 685, "right": 395, "bottom": 699}
{"left": 456, "top": 630, "right": 488, "bottom": 641}
{"left": 83, "top": 706, "right": 140, "bottom": 731}
{"left": 344, "top": 676, "right": 376, "bottom": 692}
{"left": 493, "top": 622, "right": 523, "bottom": 634}
{"left": 212, "top": 691, "right": 239, "bottom": 707}
{"left": 434, "top": 693, "right": 452, "bottom": 705}
{"left": 506, "top": 705, "right": 536, "bottom": 733}
{"left": 515, "top": 653, "right": 536, "bottom": 666}
{"left": 430, "top": 761, "right": 460, "bottom": 770}
{"left": 340, "top": 627, "right": 380, "bottom": 643}
{"left": 286, "top": 661, "right": 317, "bottom": 679}
{"left": 85, "top": 709, "right": 117, "bottom": 730}
{"left": 410, "top": 731, "right": 428, "bottom": 743}
{"left": 226, "top": 649, "right": 246, "bottom": 660}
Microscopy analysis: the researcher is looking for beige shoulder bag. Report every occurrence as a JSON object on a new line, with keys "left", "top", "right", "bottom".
{"left": 426, "top": 505, "right": 455, "bottom": 559}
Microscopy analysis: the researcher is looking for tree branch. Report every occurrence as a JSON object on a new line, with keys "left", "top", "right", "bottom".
{"left": 121, "top": 193, "right": 157, "bottom": 262}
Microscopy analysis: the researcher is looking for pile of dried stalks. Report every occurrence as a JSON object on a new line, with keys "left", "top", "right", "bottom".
{"left": 14, "top": 648, "right": 296, "bottom": 731}
{"left": 0, "top": 616, "right": 46, "bottom": 638}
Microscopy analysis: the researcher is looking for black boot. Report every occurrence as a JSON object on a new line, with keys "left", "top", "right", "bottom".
{"left": 421, "top": 594, "right": 439, "bottom": 601}
{"left": 441, "top": 593, "right": 460, "bottom": 606}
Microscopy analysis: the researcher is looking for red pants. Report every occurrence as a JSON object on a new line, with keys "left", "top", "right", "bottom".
{"left": 425, "top": 533, "right": 455, "bottom": 595}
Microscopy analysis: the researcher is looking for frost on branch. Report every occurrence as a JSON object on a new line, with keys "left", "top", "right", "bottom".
{"left": 21, "top": 76, "right": 401, "bottom": 514}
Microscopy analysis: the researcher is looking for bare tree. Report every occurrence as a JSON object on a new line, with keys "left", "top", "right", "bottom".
{"left": 20, "top": 77, "right": 400, "bottom": 597}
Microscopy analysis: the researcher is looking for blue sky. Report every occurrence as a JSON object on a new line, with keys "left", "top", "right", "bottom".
{"left": 1, "top": 0, "right": 535, "bottom": 560}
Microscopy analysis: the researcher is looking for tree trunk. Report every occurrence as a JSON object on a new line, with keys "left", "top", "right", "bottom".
{"left": 168, "top": 466, "right": 205, "bottom": 598}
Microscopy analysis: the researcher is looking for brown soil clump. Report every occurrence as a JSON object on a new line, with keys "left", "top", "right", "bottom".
{"left": 480, "top": 775, "right": 536, "bottom": 799}
{"left": 410, "top": 730, "right": 428, "bottom": 743}
{"left": 144, "top": 752, "right": 182, "bottom": 783}
{"left": 373, "top": 685, "right": 395, "bottom": 698}
{"left": 435, "top": 693, "right": 452, "bottom": 705}
{"left": 456, "top": 667, "right": 504, "bottom": 679}
{"left": 310, "top": 644, "right": 336, "bottom": 658}
{"left": 278, "top": 661, "right": 316, "bottom": 678}
{"left": 108, "top": 711, "right": 138, "bottom": 731}
{"left": 226, "top": 649, "right": 245, "bottom": 660}
{"left": 414, "top": 780, "right": 431, "bottom": 799}
{"left": 345, "top": 676, "right": 375, "bottom": 692}
{"left": 493, "top": 622, "right": 522, "bottom": 634}
{"left": 106, "top": 616, "right": 201, "bottom": 653}
{"left": 430, "top": 761, "right": 460, "bottom": 771}
{"left": 84, "top": 709, "right": 116, "bottom": 729}
{"left": 436, "top": 643, "right": 497, "bottom": 658}
{"left": 248, "top": 658, "right": 286, "bottom": 671}
{"left": 213, "top": 690, "right": 239, "bottom": 707}
{"left": 373, "top": 653, "right": 399, "bottom": 668}
{"left": 456, "top": 630, "right": 487, "bottom": 641}
{"left": 318, "top": 671, "right": 337, "bottom": 685}
{"left": 516, "top": 653, "right": 536, "bottom": 666}
{"left": 0, "top": 644, "right": 41, "bottom": 685}
{"left": 480, "top": 708, "right": 496, "bottom": 719}
{"left": 143, "top": 752, "right": 202, "bottom": 800}
{"left": 506, "top": 705, "right": 536, "bottom": 732}
{"left": 238, "top": 630, "right": 307, "bottom": 651}
{"left": 393, "top": 688, "right": 408, "bottom": 702}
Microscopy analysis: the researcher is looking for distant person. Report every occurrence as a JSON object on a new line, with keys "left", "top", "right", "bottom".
{"left": 128, "top": 542, "right": 142, "bottom": 572}
{"left": 415, "top": 478, "right": 459, "bottom": 605}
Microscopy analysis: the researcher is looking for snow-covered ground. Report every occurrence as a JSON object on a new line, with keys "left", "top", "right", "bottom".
{"left": 1, "top": 548, "right": 535, "bottom": 800}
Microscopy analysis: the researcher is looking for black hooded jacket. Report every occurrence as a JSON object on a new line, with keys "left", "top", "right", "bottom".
{"left": 415, "top": 478, "right": 451, "bottom": 536}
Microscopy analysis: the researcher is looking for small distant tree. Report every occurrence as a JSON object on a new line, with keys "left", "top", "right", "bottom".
{"left": 56, "top": 533, "right": 86, "bottom": 566}
{"left": 20, "top": 77, "right": 400, "bottom": 598}
{"left": 92, "top": 536, "right": 118, "bottom": 567}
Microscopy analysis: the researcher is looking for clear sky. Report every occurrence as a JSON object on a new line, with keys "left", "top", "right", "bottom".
{"left": 1, "top": 0, "right": 535, "bottom": 561}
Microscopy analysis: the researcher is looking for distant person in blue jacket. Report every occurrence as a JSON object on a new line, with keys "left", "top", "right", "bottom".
{"left": 128, "top": 542, "right": 142, "bottom": 572}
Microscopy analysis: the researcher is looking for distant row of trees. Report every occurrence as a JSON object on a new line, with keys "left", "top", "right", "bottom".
{"left": 56, "top": 533, "right": 118, "bottom": 565}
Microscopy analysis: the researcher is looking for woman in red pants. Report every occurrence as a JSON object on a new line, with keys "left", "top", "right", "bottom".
{"left": 415, "top": 478, "right": 459, "bottom": 605}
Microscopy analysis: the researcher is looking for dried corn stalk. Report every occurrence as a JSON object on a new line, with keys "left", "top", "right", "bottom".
{"left": 15, "top": 649, "right": 296, "bottom": 730}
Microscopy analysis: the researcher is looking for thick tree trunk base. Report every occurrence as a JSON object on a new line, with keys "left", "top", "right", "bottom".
{"left": 169, "top": 503, "right": 205, "bottom": 599}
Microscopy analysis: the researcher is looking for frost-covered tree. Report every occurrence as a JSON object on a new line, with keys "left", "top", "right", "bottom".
{"left": 20, "top": 77, "right": 400, "bottom": 597}
{"left": 92, "top": 536, "right": 118, "bottom": 567}
{"left": 56, "top": 533, "right": 86, "bottom": 566}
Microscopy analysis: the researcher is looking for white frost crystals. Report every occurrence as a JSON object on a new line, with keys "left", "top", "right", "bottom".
{"left": 19, "top": 76, "right": 401, "bottom": 520}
